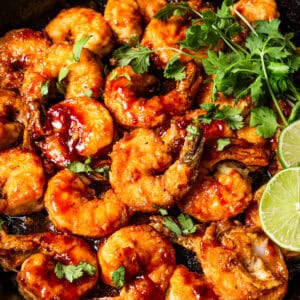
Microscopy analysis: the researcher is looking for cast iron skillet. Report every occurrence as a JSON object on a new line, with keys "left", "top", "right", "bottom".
{"left": 0, "top": 0, "right": 299, "bottom": 299}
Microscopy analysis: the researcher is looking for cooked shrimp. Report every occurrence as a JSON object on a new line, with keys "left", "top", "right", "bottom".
{"left": 0, "top": 148, "right": 45, "bottom": 216}
{"left": 166, "top": 265, "right": 218, "bottom": 300}
{"left": 234, "top": 0, "right": 279, "bottom": 22}
{"left": 37, "top": 96, "right": 114, "bottom": 168}
{"left": 178, "top": 162, "right": 253, "bottom": 222}
{"left": 44, "top": 169, "right": 129, "bottom": 238}
{"left": 104, "top": 62, "right": 201, "bottom": 128}
{"left": 199, "top": 221, "right": 288, "bottom": 300}
{"left": 17, "top": 231, "right": 99, "bottom": 300}
{"left": 22, "top": 43, "right": 105, "bottom": 102}
{"left": 45, "top": 7, "right": 114, "bottom": 57}
{"left": 0, "top": 29, "right": 50, "bottom": 90}
{"left": 97, "top": 224, "right": 176, "bottom": 296}
{"left": 104, "top": 0, "right": 167, "bottom": 44}
{"left": 110, "top": 126, "right": 203, "bottom": 212}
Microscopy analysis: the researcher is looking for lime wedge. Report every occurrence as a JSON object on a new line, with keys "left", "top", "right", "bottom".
{"left": 259, "top": 167, "right": 300, "bottom": 252}
{"left": 278, "top": 120, "right": 300, "bottom": 168}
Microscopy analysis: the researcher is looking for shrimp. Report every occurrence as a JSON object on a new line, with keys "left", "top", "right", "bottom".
{"left": 44, "top": 169, "right": 129, "bottom": 238}
{"left": 234, "top": 0, "right": 279, "bottom": 22}
{"left": 165, "top": 265, "right": 218, "bottom": 300}
{"left": 0, "top": 148, "right": 45, "bottom": 216}
{"left": 16, "top": 231, "right": 99, "bottom": 300}
{"left": 0, "top": 29, "right": 50, "bottom": 90}
{"left": 178, "top": 162, "right": 253, "bottom": 222}
{"left": 104, "top": 62, "right": 201, "bottom": 128}
{"left": 104, "top": 0, "right": 167, "bottom": 45}
{"left": 36, "top": 96, "right": 114, "bottom": 168}
{"left": 0, "top": 89, "right": 25, "bottom": 149}
{"left": 97, "top": 224, "right": 176, "bottom": 297}
{"left": 45, "top": 7, "right": 114, "bottom": 57}
{"left": 109, "top": 126, "right": 203, "bottom": 212}
{"left": 199, "top": 221, "right": 288, "bottom": 300}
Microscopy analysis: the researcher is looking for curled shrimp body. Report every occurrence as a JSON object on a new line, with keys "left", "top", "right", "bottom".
{"left": 178, "top": 162, "right": 253, "bottom": 222}
{"left": 166, "top": 265, "right": 218, "bottom": 300}
{"left": 234, "top": 0, "right": 279, "bottom": 22}
{"left": 37, "top": 97, "right": 114, "bottom": 168}
{"left": 44, "top": 169, "right": 129, "bottom": 238}
{"left": 199, "top": 221, "right": 288, "bottom": 300}
{"left": 45, "top": 7, "right": 114, "bottom": 57}
{"left": 104, "top": 62, "right": 201, "bottom": 128}
{"left": 104, "top": 0, "right": 167, "bottom": 44}
{"left": 97, "top": 224, "right": 176, "bottom": 296}
{"left": 0, "top": 29, "right": 50, "bottom": 90}
{"left": 16, "top": 232, "right": 99, "bottom": 300}
{"left": 0, "top": 148, "right": 45, "bottom": 216}
{"left": 109, "top": 127, "right": 203, "bottom": 212}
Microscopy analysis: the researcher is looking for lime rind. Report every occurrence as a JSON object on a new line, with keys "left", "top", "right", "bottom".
{"left": 259, "top": 167, "right": 300, "bottom": 252}
{"left": 278, "top": 120, "right": 300, "bottom": 168}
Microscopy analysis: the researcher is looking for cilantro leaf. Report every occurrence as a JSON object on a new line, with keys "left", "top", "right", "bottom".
{"left": 217, "top": 138, "right": 231, "bottom": 151}
{"left": 73, "top": 35, "right": 92, "bottom": 62}
{"left": 94, "top": 165, "right": 110, "bottom": 180}
{"left": 177, "top": 213, "right": 198, "bottom": 235}
{"left": 164, "top": 55, "right": 186, "bottom": 80}
{"left": 215, "top": 106, "right": 244, "bottom": 130}
{"left": 112, "top": 266, "right": 126, "bottom": 288}
{"left": 164, "top": 217, "right": 182, "bottom": 235}
{"left": 84, "top": 88, "right": 93, "bottom": 97}
{"left": 67, "top": 161, "right": 93, "bottom": 173}
{"left": 54, "top": 261, "right": 96, "bottom": 283}
{"left": 152, "top": 204, "right": 168, "bottom": 216}
{"left": 113, "top": 45, "right": 152, "bottom": 74}
{"left": 186, "top": 124, "right": 201, "bottom": 140}
{"left": 0, "top": 218, "right": 5, "bottom": 230}
{"left": 41, "top": 81, "right": 49, "bottom": 97}
{"left": 250, "top": 106, "right": 279, "bottom": 138}
{"left": 288, "top": 102, "right": 300, "bottom": 124}
{"left": 154, "top": 2, "right": 191, "bottom": 20}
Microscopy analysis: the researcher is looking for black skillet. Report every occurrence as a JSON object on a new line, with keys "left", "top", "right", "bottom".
{"left": 0, "top": 0, "right": 299, "bottom": 298}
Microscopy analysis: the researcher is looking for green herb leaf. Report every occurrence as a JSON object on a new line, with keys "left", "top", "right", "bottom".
{"left": 177, "top": 213, "right": 198, "bottom": 235}
{"left": 67, "top": 161, "right": 94, "bottom": 173}
{"left": 250, "top": 106, "right": 279, "bottom": 138}
{"left": 73, "top": 35, "right": 92, "bottom": 62}
{"left": 154, "top": 2, "right": 191, "bottom": 20}
{"left": 152, "top": 204, "right": 168, "bottom": 216}
{"left": 41, "top": 81, "right": 49, "bottom": 97}
{"left": 94, "top": 165, "right": 110, "bottom": 180}
{"left": 54, "top": 261, "right": 96, "bottom": 283}
{"left": 84, "top": 89, "right": 93, "bottom": 97}
{"left": 217, "top": 138, "right": 231, "bottom": 151}
{"left": 113, "top": 45, "right": 152, "bottom": 74}
{"left": 112, "top": 266, "right": 126, "bottom": 288}
{"left": 186, "top": 124, "right": 201, "bottom": 140}
{"left": 288, "top": 102, "right": 300, "bottom": 124}
{"left": 164, "top": 55, "right": 186, "bottom": 81}
{"left": 164, "top": 216, "right": 182, "bottom": 235}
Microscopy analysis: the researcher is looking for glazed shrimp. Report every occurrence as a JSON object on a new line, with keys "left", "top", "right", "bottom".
{"left": 166, "top": 265, "right": 218, "bottom": 300}
{"left": 17, "top": 232, "right": 99, "bottom": 300}
{"left": 45, "top": 7, "right": 114, "bottom": 57}
{"left": 97, "top": 224, "right": 176, "bottom": 297}
{"left": 234, "top": 0, "right": 279, "bottom": 22}
{"left": 104, "top": 62, "right": 201, "bottom": 128}
{"left": 0, "top": 29, "right": 50, "bottom": 90}
{"left": 0, "top": 89, "right": 24, "bottom": 149}
{"left": 0, "top": 148, "right": 45, "bottom": 216}
{"left": 104, "top": 0, "right": 167, "bottom": 44}
{"left": 110, "top": 127, "right": 203, "bottom": 212}
{"left": 37, "top": 96, "right": 114, "bottom": 168}
{"left": 44, "top": 169, "right": 129, "bottom": 238}
{"left": 178, "top": 161, "right": 253, "bottom": 222}
{"left": 199, "top": 221, "right": 288, "bottom": 300}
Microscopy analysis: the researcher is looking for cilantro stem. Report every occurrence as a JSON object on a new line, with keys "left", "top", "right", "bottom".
{"left": 211, "top": 25, "right": 239, "bottom": 54}
{"left": 260, "top": 51, "right": 288, "bottom": 126}
{"left": 155, "top": 47, "right": 202, "bottom": 61}
{"left": 287, "top": 78, "right": 300, "bottom": 101}
{"left": 233, "top": 7, "right": 258, "bottom": 37}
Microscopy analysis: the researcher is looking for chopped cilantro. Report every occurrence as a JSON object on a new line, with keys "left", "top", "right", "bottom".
{"left": 152, "top": 204, "right": 168, "bottom": 216}
{"left": 164, "top": 216, "right": 182, "bottom": 235}
{"left": 217, "top": 138, "right": 231, "bottom": 151}
{"left": 73, "top": 35, "right": 92, "bottom": 62}
{"left": 154, "top": 2, "right": 191, "bottom": 20}
{"left": 41, "top": 81, "right": 49, "bottom": 97}
{"left": 84, "top": 88, "right": 93, "bottom": 97}
{"left": 112, "top": 266, "right": 126, "bottom": 288}
{"left": 177, "top": 213, "right": 198, "bottom": 235}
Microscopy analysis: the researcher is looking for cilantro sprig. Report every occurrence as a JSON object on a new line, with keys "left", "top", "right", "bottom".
{"left": 112, "top": 266, "right": 126, "bottom": 288}
{"left": 54, "top": 261, "right": 96, "bottom": 283}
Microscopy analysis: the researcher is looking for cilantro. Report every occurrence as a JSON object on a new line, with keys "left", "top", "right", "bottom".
{"left": 217, "top": 138, "right": 231, "bottom": 151}
{"left": 41, "top": 81, "right": 49, "bottom": 97}
{"left": 288, "top": 102, "right": 300, "bottom": 124}
{"left": 112, "top": 266, "right": 126, "bottom": 288}
{"left": 152, "top": 204, "right": 168, "bottom": 216}
{"left": 250, "top": 106, "right": 279, "bottom": 138}
{"left": 73, "top": 35, "right": 92, "bottom": 62}
{"left": 164, "top": 55, "right": 186, "bottom": 81}
{"left": 56, "top": 66, "right": 70, "bottom": 94}
{"left": 177, "top": 213, "right": 198, "bottom": 235}
{"left": 54, "top": 261, "right": 96, "bottom": 283}
{"left": 154, "top": 2, "right": 192, "bottom": 20}
{"left": 84, "top": 88, "right": 93, "bottom": 98}
{"left": 164, "top": 216, "right": 182, "bottom": 235}
{"left": 186, "top": 124, "right": 201, "bottom": 141}
{"left": 94, "top": 165, "right": 110, "bottom": 180}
